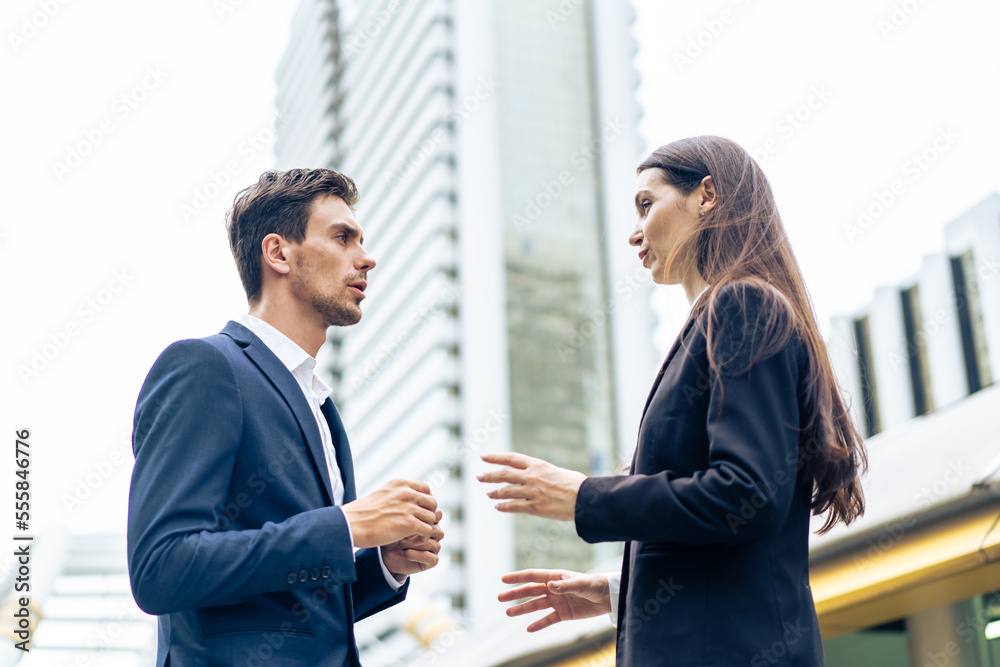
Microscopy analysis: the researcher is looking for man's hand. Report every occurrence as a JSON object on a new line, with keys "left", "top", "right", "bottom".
{"left": 342, "top": 479, "right": 440, "bottom": 549}
{"left": 380, "top": 523, "right": 445, "bottom": 578}
{"left": 477, "top": 453, "right": 587, "bottom": 521}
{"left": 499, "top": 569, "right": 611, "bottom": 632}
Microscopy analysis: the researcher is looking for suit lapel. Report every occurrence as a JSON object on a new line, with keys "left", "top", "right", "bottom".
{"left": 629, "top": 314, "right": 699, "bottom": 476}
{"left": 619, "top": 296, "right": 708, "bottom": 654}
{"left": 638, "top": 314, "right": 699, "bottom": 425}
{"left": 618, "top": 314, "right": 699, "bottom": 654}
{"left": 322, "top": 399, "right": 356, "bottom": 502}
{"left": 222, "top": 321, "right": 335, "bottom": 505}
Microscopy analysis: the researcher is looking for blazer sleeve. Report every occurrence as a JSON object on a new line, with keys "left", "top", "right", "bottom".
{"left": 575, "top": 285, "right": 804, "bottom": 546}
{"left": 127, "top": 339, "right": 357, "bottom": 615}
{"left": 352, "top": 548, "right": 409, "bottom": 621}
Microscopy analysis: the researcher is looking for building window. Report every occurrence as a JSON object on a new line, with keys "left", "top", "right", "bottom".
{"left": 951, "top": 251, "right": 993, "bottom": 394}
{"left": 853, "top": 316, "right": 881, "bottom": 437}
{"left": 900, "top": 286, "right": 933, "bottom": 416}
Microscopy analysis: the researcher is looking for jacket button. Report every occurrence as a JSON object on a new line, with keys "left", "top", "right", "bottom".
{"left": 321, "top": 566, "right": 332, "bottom": 579}
{"left": 299, "top": 569, "right": 309, "bottom": 583}
{"left": 310, "top": 568, "right": 320, "bottom": 581}
{"left": 286, "top": 572, "right": 297, "bottom": 585}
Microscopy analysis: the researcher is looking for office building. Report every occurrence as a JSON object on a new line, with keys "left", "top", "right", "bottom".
{"left": 814, "top": 193, "right": 1000, "bottom": 666}
{"left": 275, "top": 0, "right": 655, "bottom": 661}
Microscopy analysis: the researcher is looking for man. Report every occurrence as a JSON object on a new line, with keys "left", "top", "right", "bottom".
{"left": 128, "top": 169, "right": 443, "bottom": 666}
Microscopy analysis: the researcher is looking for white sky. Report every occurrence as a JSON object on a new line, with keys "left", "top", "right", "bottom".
{"left": 1, "top": 0, "right": 998, "bottom": 539}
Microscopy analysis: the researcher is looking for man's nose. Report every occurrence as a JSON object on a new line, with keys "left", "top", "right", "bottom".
{"left": 357, "top": 249, "right": 376, "bottom": 271}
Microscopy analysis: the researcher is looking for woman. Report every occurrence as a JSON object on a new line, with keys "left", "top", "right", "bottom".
{"left": 478, "top": 136, "right": 866, "bottom": 665}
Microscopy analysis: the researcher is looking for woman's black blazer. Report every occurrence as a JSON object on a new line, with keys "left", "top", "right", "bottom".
{"left": 576, "top": 281, "right": 825, "bottom": 666}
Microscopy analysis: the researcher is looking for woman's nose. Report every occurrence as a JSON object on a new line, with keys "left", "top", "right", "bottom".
{"left": 629, "top": 227, "right": 642, "bottom": 247}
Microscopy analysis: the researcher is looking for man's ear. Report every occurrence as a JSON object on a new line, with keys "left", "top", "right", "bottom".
{"left": 260, "top": 233, "right": 292, "bottom": 276}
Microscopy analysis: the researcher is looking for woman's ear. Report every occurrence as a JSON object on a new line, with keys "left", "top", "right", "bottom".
{"left": 698, "top": 175, "right": 717, "bottom": 216}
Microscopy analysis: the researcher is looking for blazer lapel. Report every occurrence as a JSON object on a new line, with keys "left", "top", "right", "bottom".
{"left": 630, "top": 314, "right": 699, "bottom": 476}
{"left": 322, "top": 399, "right": 356, "bottom": 502}
{"left": 222, "top": 321, "right": 335, "bottom": 505}
{"left": 639, "top": 314, "right": 699, "bottom": 423}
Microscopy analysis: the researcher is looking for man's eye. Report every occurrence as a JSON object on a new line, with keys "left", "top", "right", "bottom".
{"left": 336, "top": 234, "right": 348, "bottom": 242}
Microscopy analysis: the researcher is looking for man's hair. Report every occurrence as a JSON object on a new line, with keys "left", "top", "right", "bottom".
{"left": 225, "top": 168, "right": 359, "bottom": 302}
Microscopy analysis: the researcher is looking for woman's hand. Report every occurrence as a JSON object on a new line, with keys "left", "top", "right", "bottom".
{"left": 478, "top": 452, "right": 587, "bottom": 521}
{"left": 498, "top": 569, "right": 611, "bottom": 632}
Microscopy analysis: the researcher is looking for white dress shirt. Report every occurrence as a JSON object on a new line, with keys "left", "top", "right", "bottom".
{"left": 238, "top": 315, "right": 404, "bottom": 591}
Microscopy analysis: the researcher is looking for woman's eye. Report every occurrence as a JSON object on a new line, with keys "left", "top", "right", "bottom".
{"left": 641, "top": 202, "right": 651, "bottom": 212}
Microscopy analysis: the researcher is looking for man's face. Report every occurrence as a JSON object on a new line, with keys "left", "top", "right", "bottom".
{"left": 289, "top": 195, "right": 375, "bottom": 327}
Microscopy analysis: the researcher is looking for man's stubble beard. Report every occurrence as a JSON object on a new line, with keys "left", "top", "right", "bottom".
{"left": 315, "top": 292, "right": 361, "bottom": 327}
{"left": 292, "top": 261, "right": 363, "bottom": 328}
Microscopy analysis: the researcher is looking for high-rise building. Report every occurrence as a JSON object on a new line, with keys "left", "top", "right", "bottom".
{"left": 275, "top": 1, "right": 655, "bottom": 659}
{"left": 827, "top": 194, "right": 1000, "bottom": 437}
{"left": 810, "top": 194, "right": 1000, "bottom": 665}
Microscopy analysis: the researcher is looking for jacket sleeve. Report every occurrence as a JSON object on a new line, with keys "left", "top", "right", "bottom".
{"left": 575, "top": 284, "right": 804, "bottom": 545}
{"left": 127, "top": 339, "right": 357, "bottom": 615}
{"left": 351, "top": 548, "right": 409, "bottom": 621}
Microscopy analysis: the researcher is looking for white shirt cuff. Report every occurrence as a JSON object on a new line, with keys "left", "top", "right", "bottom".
{"left": 377, "top": 546, "right": 407, "bottom": 591}
{"left": 607, "top": 572, "right": 621, "bottom": 627}
{"left": 339, "top": 505, "right": 403, "bottom": 589}
{"left": 341, "top": 507, "right": 357, "bottom": 562}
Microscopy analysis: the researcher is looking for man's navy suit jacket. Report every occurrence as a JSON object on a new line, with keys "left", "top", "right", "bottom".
{"left": 576, "top": 282, "right": 825, "bottom": 666}
{"left": 128, "top": 321, "right": 406, "bottom": 666}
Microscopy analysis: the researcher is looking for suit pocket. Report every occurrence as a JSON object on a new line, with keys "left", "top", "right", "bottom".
{"left": 639, "top": 542, "right": 732, "bottom": 556}
{"left": 625, "top": 551, "right": 707, "bottom": 664}
{"left": 198, "top": 595, "right": 316, "bottom": 639}
{"left": 203, "top": 626, "right": 315, "bottom": 638}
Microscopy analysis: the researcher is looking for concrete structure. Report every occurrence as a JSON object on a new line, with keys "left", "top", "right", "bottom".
{"left": 0, "top": 532, "right": 157, "bottom": 666}
{"left": 814, "top": 193, "right": 1000, "bottom": 666}
{"left": 828, "top": 194, "right": 1000, "bottom": 437}
{"left": 275, "top": 1, "right": 654, "bottom": 663}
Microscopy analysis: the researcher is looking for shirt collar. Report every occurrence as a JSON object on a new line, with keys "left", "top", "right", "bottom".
{"left": 237, "top": 314, "right": 332, "bottom": 402}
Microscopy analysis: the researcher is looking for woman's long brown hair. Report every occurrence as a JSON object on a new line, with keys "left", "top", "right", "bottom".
{"left": 639, "top": 135, "right": 866, "bottom": 534}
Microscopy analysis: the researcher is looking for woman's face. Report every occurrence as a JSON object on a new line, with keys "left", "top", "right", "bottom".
{"left": 630, "top": 169, "right": 703, "bottom": 285}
